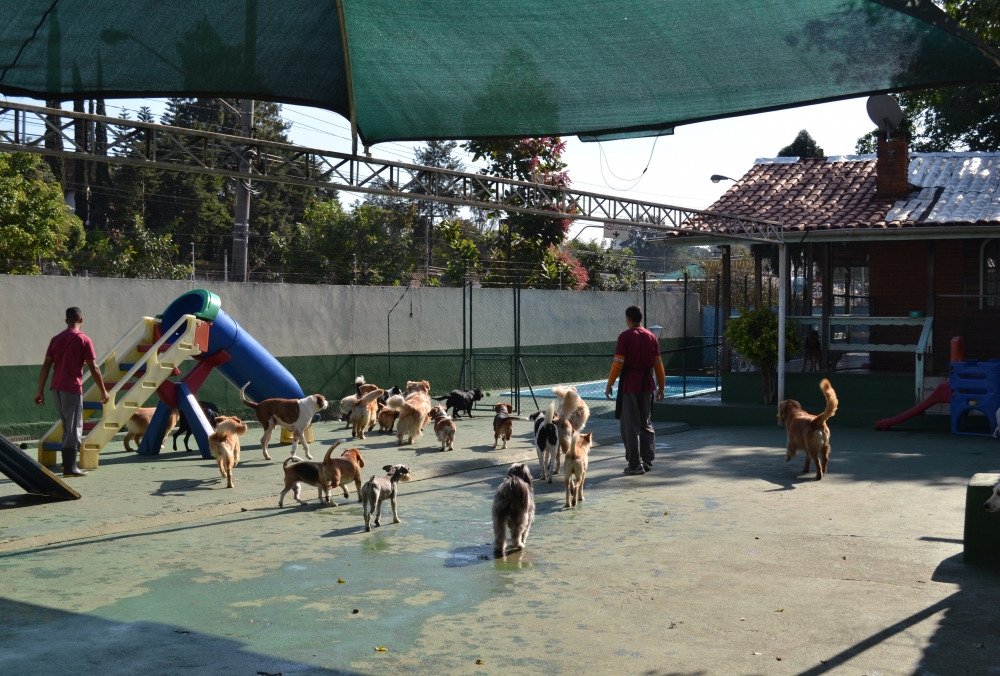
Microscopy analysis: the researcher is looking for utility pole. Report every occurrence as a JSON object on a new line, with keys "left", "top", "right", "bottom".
{"left": 232, "top": 99, "right": 254, "bottom": 282}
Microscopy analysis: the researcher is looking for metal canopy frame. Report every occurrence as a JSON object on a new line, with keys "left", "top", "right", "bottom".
{"left": 0, "top": 101, "right": 780, "bottom": 243}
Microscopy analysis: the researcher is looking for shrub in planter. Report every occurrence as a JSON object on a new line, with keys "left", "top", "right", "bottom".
{"left": 725, "top": 308, "right": 801, "bottom": 404}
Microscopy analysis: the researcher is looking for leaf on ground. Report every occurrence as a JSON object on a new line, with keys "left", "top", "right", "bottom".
{"left": 752, "top": 651, "right": 761, "bottom": 655}
{"left": 663, "top": 511, "right": 669, "bottom": 515}
{"left": 338, "top": 578, "right": 346, "bottom": 584}
{"left": 374, "top": 646, "right": 387, "bottom": 652}
{"left": 476, "top": 659, "right": 485, "bottom": 664}
{"left": 775, "top": 608, "right": 784, "bottom": 612}
{"left": 776, "top": 656, "right": 782, "bottom": 661}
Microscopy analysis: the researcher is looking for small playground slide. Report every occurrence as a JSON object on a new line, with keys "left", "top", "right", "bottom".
{"left": 1, "top": 433, "right": 80, "bottom": 500}
{"left": 874, "top": 383, "right": 950, "bottom": 431}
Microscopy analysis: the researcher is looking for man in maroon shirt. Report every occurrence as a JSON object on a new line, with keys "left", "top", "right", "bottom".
{"left": 605, "top": 305, "right": 665, "bottom": 475}
{"left": 34, "top": 307, "right": 109, "bottom": 477}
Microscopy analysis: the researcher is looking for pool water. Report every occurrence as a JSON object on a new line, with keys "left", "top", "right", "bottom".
{"left": 517, "top": 377, "right": 718, "bottom": 401}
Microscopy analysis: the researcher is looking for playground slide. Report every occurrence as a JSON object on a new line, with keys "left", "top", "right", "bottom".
{"left": 874, "top": 383, "right": 950, "bottom": 431}
{"left": 137, "top": 290, "right": 306, "bottom": 456}
{"left": 1, "top": 433, "right": 80, "bottom": 500}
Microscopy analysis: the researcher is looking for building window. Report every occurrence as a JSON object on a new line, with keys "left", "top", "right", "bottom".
{"left": 984, "top": 240, "right": 1000, "bottom": 308}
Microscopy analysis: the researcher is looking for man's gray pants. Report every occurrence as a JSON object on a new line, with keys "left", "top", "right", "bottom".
{"left": 53, "top": 389, "right": 83, "bottom": 451}
{"left": 620, "top": 392, "right": 655, "bottom": 469}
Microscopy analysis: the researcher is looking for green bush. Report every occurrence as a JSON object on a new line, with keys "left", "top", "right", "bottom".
{"left": 726, "top": 307, "right": 801, "bottom": 404}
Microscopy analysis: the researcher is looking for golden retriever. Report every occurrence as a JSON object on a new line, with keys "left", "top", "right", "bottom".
{"left": 564, "top": 431, "right": 594, "bottom": 508}
{"left": 385, "top": 380, "right": 432, "bottom": 446}
{"left": 779, "top": 379, "right": 838, "bottom": 481}
{"left": 552, "top": 385, "right": 590, "bottom": 432}
{"left": 209, "top": 416, "right": 248, "bottom": 488}
{"left": 349, "top": 388, "right": 384, "bottom": 439}
{"left": 124, "top": 407, "right": 178, "bottom": 452}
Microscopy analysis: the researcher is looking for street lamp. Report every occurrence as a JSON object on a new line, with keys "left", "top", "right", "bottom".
{"left": 649, "top": 324, "right": 663, "bottom": 340}
{"left": 710, "top": 174, "right": 737, "bottom": 183}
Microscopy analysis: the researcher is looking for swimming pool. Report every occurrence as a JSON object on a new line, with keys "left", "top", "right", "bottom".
{"left": 515, "top": 376, "right": 719, "bottom": 401}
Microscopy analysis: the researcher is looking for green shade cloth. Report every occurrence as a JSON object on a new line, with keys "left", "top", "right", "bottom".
{"left": 0, "top": 0, "right": 997, "bottom": 144}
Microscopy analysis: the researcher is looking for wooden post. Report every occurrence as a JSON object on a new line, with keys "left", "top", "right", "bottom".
{"left": 722, "top": 245, "right": 732, "bottom": 371}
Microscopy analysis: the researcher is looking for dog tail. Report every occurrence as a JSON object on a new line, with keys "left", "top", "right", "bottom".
{"left": 814, "top": 378, "right": 838, "bottom": 424}
{"left": 354, "top": 376, "right": 365, "bottom": 395}
{"left": 239, "top": 382, "right": 258, "bottom": 410}
{"left": 323, "top": 440, "right": 343, "bottom": 464}
{"left": 547, "top": 400, "right": 556, "bottom": 424}
{"left": 568, "top": 431, "right": 578, "bottom": 458}
{"left": 385, "top": 394, "right": 406, "bottom": 412}
{"left": 283, "top": 456, "right": 301, "bottom": 469}
{"left": 433, "top": 395, "right": 449, "bottom": 401}
{"left": 358, "top": 389, "right": 384, "bottom": 406}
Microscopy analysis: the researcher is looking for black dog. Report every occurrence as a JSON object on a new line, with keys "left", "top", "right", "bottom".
{"left": 172, "top": 401, "right": 221, "bottom": 452}
{"left": 434, "top": 388, "right": 484, "bottom": 418}
{"left": 802, "top": 329, "right": 822, "bottom": 372}
{"left": 379, "top": 385, "right": 402, "bottom": 407}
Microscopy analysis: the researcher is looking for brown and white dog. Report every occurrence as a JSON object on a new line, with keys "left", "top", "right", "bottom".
{"left": 279, "top": 441, "right": 365, "bottom": 506}
{"left": 124, "top": 407, "right": 178, "bottom": 452}
{"left": 349, "top": 388, "right": 384, "bottom": 440}
{"left": 779, "top": 379, "right": 838, "bottom": 481}
{"left": 428, "top": 405, "right": 457, "bottom": 452}
{"left": 240, "top": 382, "right": 328, "bottom": 461}
{"left": 209, "top": 416, "right": 247, "bottom": 489}
{"left": 564, "top": 431, "right": 594, "bottom": 508}
{"left": 377, "top": 407, "right": 399, "bottom": 433}
{"left": 385, "top": 380, "right": 432, "bottom": 446}
{"left": 492, "top": 403, "right": 526, "bottom": 449}
{"left": 552, "top": 386, "right": 590, "bottom": 433}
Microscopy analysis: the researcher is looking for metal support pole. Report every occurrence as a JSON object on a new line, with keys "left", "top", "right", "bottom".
{"left": 778, "top": 243, "right": 787, "bottom": 415}
{"left": 714, "top": 273, "right": 720, "bottom": 390}
{"left": 643, "top": 271, "right": 647, "bottom": 328}
{"left": 722, "top": 245, "right": 732, "bottom": 371}
{"left": 462, "top": 277, "right": 467, "bottom": 390}
{"left": 232, "top": 98, "right": 254, "bottom": 282}
{"left": 822, "top": 243, "right": 832, "bottom": 371}
{"left": 514, "top": 280, "right": 520, "bottom": 413}
{"left": 469, "top": 281, "right": 474, "bottom": 391}
{"left": 926, "top": 241, "right": 935, "bottom": 375}
{"left": 682, "top": 271, "right": 688, "bottom": 397}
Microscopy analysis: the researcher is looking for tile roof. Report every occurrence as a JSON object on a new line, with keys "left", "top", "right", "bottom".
{"left": 693, "top": 152, "right": 1000, "bottom": 235}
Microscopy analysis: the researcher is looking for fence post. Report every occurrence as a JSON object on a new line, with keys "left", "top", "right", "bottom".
{"left": 469, "top": 280, "right": 474, "bottom": 391}
{"left": 462, "top": 276, "right": 467, "bottom": 390}
{"left": 714, "top": 273, "right": 720, "bottom": 391}
{"left": 683, "top": 270, "right": 688, "bottom": 397}
{"left": 514, "top": 280, "right": 520, "bottom": 413}
{"left": 643, "top": 271, "right": 647, "bottom": 328}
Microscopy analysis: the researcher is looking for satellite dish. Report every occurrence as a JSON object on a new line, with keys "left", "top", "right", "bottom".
{"left": 867, "top": 94, "right": 903, "bottom": 134}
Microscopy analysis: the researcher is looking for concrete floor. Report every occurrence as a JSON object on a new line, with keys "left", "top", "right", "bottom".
{"left": 2, "top": 415, "right": 1000, "bottom": 675}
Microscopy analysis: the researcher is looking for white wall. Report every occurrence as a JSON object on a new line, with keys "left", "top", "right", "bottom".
{"left": 0, "top": 276, "right": 700, "bottom": 366}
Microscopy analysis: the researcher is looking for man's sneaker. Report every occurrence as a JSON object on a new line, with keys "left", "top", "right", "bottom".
{"left": 623, "top": 465, "right": 646, "bottom": 475}
{"left": 642, "top": 463, "right": 652, "bottom": 472}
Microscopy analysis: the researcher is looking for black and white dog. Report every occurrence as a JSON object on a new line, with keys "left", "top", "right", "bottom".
{"left": 360, "top": 464, "right": 412, "bottom": 532}
{"left": 172, "top": 400, "right": 221, "bottom": 452}
{"left": 379, "top": 385, "right": 402, "bottom": 407}
{"left": 530, "top": 402, "right": 559, "bottom": 483}
{"left": 434, "top": 388, "right": 484, "bottom": 419}
{"left": 492, "top": 463, "right": 535, "bottom": 555}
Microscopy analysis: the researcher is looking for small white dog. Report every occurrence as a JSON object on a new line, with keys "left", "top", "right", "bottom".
{"left": 985, "top": 481, "right": 1000, "bottom": 512}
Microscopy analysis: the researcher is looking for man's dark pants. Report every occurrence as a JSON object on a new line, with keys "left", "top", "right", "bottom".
{"left": 620, "top": 391, "right": 655, "bottom": 468}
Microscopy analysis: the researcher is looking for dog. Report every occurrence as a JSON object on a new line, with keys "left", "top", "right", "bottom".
{"left": 385, "top": 380, "right": 432, "bottom": 446}
{"left": 984, "top": 480, "right": 1000, "bottom": 511}
{"left": 434, "top": 388, "right": 484, "bottom": 418}
{"left": 492, "top": 402, "right": 526, "bottom": 449}
{"left": 278, "top": 456, "right": 333, "bottom": 507}
{"left": 779, "top": 378, "right": 839, "bottom": 481}
{"left": 378, "top": 407, "right": 399, "bottom": 433}
{"left": 564, "top": 431, "right": 594, "bottom": 508}
{"left": 428, "top": 405, "right": 457, "bottom": 451}
{"left": 240, "top": 382, "right": 328, "bottom": 460}
{"left": 318, "top": 441, "right": 366, "bottom": 505}
{"left": 349, "top": 387, "right": 384, "bottom": 439}
{"left": 532, "top": 402, "right": 559, "bottom": 483}
{"left": 124, "top": 407, "right": 178, "bottom": 452}
{"left": 802, "top": 330, "right": 822, "bottom": 372}
{"left": 340, "top": 376, "right": 366, "bottom": 426}
{"left": 208, "top": 416, "right": 247, "bottom": 488}
{"left": 492, "top": 463, "right": 535, "bottom": 555}
{"left": 379, "top": 385, "right": 402, "bottom": 407}
{"left": 360, "top": 464, "right": 412, "bottom": 531}
{"left": 552, "top": 385, "right": 590, "bottom": 432}
{"left": 172, "top": 400, "right": 220, "bottom": 452}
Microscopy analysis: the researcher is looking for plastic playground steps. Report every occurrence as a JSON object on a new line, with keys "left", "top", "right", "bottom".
{"left": 1, "top": 433, "right": 80, "bottom": 500}
{"left": 38, "top": 315, "right": 209, "bottom": 470}
{"left": 951, "top": 359, "right": 1000, "bottom": 437}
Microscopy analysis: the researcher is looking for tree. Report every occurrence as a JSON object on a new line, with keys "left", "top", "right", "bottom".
{"left": 413, "top": 141, "right": 464, "bottom": 277}
{"left": 856, "top": 2, "right": 1000, "bottom": 153}
{"left": 0, "top": 153, "right": 83, "bottom": 274}
{"left": 462, "top": 137, "right": 585, "bottom": 286}
{"left": 778, "top": 130, "right": 824, "bottom": 158}
{"left": 438, "top": 219, "right": 484, "bottom": 285}
{"left": 725, "top": 308, "right": 801, "bottom": 404}
{"left": 73, "top": 215, "right": 191, "bottom": 279}
{"left": 273, "top": 199, "right": 416, "bottom": 285}
{"left": 566, "top": 239, "right": 641, "bottom": 291}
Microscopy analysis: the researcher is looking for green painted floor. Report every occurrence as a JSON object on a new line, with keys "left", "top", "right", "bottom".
{"left": 3, "top": 417, "right": 1000, "bottom": 674}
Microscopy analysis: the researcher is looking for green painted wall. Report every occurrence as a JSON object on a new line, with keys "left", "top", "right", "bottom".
{"left": 721, "top": 371, "right": 915, "bottom": 411}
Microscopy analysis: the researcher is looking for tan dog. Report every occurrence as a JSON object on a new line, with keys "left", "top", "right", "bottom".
{"left": 209, "top": 416, "right": 247, "bottom": 488}
{"left": 385, "top": 380, "right": 432, "bottom": 446}
{"left": 339, "top": 376, "right": 367, "bottom": 428}
{"left": 320, "top": 441, "right": 366, "bottom": 505}
{"left": 349, "top": 388, "right": 384, "bottom": 439}
{"left": 378, "top": 407, "right": 398, "bottom": 433}
{"left": 564, "top": 431, "right": 593, "bottom": 508}
{"left": 240, "top": 382, "right": 328, "bottom": 460}
{"left": 779, "top": 379, "right": 838, "bottom": 481}
{"left": 429, "top": 405, "right": 457, "bottom": 451}
{"left": 552, "top": 385, "right": 590, "bottom": 432}
{"left": 124, "top": 407, "right": 178, "bottom": 452}
{"left": 492, "top": 403, "right": 526, "bottom": 449}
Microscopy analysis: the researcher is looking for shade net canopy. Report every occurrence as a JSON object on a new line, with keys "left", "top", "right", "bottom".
{"left": 0, "top": 0, "right": 997, "bottom": 144}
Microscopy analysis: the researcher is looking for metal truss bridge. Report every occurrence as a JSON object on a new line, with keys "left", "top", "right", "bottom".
{"left": 0, "top": 101, "right": 780, "bottom": 242}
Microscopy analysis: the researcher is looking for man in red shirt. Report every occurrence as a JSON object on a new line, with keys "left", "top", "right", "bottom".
{"left": 34, "top": 307, "right": 109, "bottom": 477}
{"left": 605, "top": 305, "right": 665, "bottom": 475}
